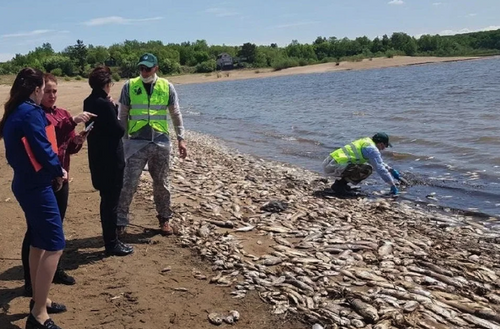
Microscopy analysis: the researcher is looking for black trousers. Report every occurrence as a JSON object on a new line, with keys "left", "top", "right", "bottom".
{"left": 22, "top": 181, "right": 69, "bottom": 286}
{"left": 99, "top": 186, "right": 120, "bottom": 249}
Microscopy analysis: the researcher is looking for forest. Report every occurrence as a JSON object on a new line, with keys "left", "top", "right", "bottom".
{"left": 1, "top": 29, "right": 499, "bottom": 80}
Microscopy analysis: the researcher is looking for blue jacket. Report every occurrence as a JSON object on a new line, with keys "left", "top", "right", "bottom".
{"left": 3, "top": 100, "right": 63, "bottom": 191}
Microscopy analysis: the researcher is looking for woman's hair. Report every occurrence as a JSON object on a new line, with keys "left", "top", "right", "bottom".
{"left": 88, "top": 66, "right": 112, "bottom": 90}
{"left": 44, "top": 73, "right": 58, "bottom": 84}
{"left": 0, "top": 67, "right": 44, "bottom": 139}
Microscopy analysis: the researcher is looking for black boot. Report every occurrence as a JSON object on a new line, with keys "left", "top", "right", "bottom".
{"left": 52, "top": 268, "right": 75, "bottom": 285}
{"left": 105, "top": 240, "right": 134, "bottom": 257}
{"left": 331, "top": 178, "right": 350, "bottom": 195}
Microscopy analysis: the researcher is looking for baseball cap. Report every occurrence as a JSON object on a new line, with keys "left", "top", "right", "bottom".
{"left": 372, "top": 132, "right": 392, "bottom": 147}
{"left": 137, "top": 53, "right": 158, "bottom": 68}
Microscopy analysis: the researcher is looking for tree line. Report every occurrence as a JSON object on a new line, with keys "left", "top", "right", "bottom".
{"left": 1, "top": 29, "right": 499, "bottom": 79}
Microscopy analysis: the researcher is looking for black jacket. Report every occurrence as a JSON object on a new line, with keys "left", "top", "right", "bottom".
{"left": 84, "top": 89, "right": 125, "bottom": 191}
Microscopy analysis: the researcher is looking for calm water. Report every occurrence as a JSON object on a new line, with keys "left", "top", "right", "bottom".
{"left": 176, "top": 57, "right": 500, "bottom": 218}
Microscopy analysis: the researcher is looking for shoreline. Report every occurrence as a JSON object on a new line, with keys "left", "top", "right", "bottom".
{"left": 166, "top": 55, "right": 487, "bottom": 85}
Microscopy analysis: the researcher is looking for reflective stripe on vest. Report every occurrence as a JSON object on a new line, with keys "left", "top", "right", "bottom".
{"left": 330, "top": 137, "right": 375, "bottom": 165}
{"left": 128, "top": 77, "right": 170, "bottom": 135}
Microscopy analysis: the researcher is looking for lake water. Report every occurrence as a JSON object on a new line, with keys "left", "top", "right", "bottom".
{"left": 176, "top": 57, "right": 500, "bottom": 218}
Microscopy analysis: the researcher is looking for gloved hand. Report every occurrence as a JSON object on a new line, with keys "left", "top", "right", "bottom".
{"left": 390, "top": 185, "right": 399, "bottom": 196}
{"left": 390, "top": 168, "right": 401, "bottom": 180}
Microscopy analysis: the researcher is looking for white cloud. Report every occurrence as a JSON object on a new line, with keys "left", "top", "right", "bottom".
{"left": 205, "top": 8, "right": 238, "bottom": 17}
{"left": 388, "top": 0, "right": 404, "bottom": 5}
{"left": 439, "top": 25, "right": 500, "bottom": 35}
{"left": 467, "top": 13, "right": 477, "bottom": 17}
{"left": 1, "top": 29, "right": 53, "bottom": 38}
{"left": 432, "top": 2, "right": 443, "bottom": 5}
{"left": 0, "top": 53, "right": 15, "bottom": 62}
{"left": 82, "top": 16, "right": 163, "bottom": 26}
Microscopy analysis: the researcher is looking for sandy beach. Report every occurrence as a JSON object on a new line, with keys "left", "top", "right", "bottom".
{"left": 0, "top": 71, "right": 499, "bottom": 329}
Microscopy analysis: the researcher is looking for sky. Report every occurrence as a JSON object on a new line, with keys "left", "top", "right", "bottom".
{"left": 0, "top": 0, "right": 499, "bottom": 62}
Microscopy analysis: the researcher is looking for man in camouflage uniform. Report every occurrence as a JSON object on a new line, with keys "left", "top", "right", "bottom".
{"left": 117, "top": 53, "right": 187, "bottom": 235}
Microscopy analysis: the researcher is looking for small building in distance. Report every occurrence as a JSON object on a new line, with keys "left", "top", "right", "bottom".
{"left": 216, "top": 53, "right": 233, "bottom": 70}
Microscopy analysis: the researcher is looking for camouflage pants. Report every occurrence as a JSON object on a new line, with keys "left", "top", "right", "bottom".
{"left": 117, "top": 142, "right": 172, "bottom": 227}
{"left": 323, "top": 155, "right": 373, "bottom": 184}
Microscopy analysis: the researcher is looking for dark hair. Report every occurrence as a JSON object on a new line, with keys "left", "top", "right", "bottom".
{"left": 88, "top": 66, "right": 112, "bottom": 90}
{"left": 0, "top": 67, "right": 44, "bottom": 139}
{"left": 44, "top": 73, "right": 58, "bottom": 84}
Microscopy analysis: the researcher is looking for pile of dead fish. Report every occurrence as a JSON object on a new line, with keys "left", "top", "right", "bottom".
{"left": 139, "top": 131, "right": 500, "bottom": 329}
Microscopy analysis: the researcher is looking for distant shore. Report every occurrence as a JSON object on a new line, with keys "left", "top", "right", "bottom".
{"left": 166, "top": 55, "right": 486, "bottom": 85}
{"left": 0, "top": 55, "right": 491, "bottom": 87}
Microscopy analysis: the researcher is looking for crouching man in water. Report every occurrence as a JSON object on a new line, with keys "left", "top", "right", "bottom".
{"left": 322, "top": 132, "right": 400, "bottom": 196}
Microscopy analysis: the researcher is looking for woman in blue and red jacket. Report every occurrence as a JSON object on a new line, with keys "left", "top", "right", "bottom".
{"left": 21, "top": 73, "right": 95, "bottom": 296}
{"left": 0, "top": 68, "right": 66, "bottom": 329}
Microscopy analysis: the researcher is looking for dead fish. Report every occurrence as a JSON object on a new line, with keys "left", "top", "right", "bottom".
{"left": 207, "top": 219, "right": 234, "bottom": 228}
{"left": 328, "top": 244, "right": 373, "bottom": 251}
{"left": 291, "top": 257, "right": 322, "bottom": 264}
{"left": 260, "top": 226, "right": 290, "bottom": 233}
{"left": 197, "top": 225, "right": 210, "bottom": 238}
{"left": 486, "top": 294, "right": 500, "bottom": 304}
{"left": 228, "top": 310, "right": 240, "bottom": 321}
{"left": 378, "top": 241, "right": 393, "bottom": 257}
{"left": 353, "top": 269, "right": 387, "bottom": 282}
{"left": 274, "top": 236, "right": 293, "bottom": 247}
{"left": 348, "top": 298, "right": 379, "bottom": 323}
{"left": 259, "top": 256, "right": 283, "bottom": 266}
{"left": 295, "top": 242, "right": 315, "bottom": 249}
{"left": 350, "top": 319, "right": 365, "bottom": 328}
{"left": 208, "top": 312, "right": 223, "bottom": 325}
{"left": 403, "top": 301, "right": 419, "bottom": 312}
{"left": 462, "top": 313, "right": 500, "bottom": 329}
{"left": 373, "top": 320, "right": 392, "bottom": 329}
{"left": 422, "top": 302, "right": 468, "bottom": 327}
{"left": 417, "top": 260, "right": 454, "bottom": 276}
{"left": 234, "top": 225, "right": 255, "bottom": 232}
{"left": 286, "top": 278, "right": 314, "bottom": 293}
{"left": 303, "top": 232, "right": 323, "bottom": 242}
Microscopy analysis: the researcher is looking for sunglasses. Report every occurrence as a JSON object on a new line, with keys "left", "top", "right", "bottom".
{"left": 139, "top": 66, "right": 153, "bottom": 72}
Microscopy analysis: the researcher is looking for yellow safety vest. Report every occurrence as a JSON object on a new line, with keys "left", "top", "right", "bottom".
{"left": 330, "top": 137, "right": 375, "bottom": 165}
{"left": 128, "top": 77, "right": 170, "bottom": 136}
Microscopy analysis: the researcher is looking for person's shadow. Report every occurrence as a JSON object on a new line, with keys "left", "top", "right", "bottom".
{"left": 62, "top": 226, "right": 160, "bottom": 271}
{"left": 0, "top": 286, "right": 28, "bottom": 329}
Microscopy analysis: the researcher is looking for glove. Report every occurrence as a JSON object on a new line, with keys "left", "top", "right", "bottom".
{"left": 390, "top": 168, "right": 401, "bottom": 180}
{"left": 390, "top": 185, "right": 399, "bottom": 195}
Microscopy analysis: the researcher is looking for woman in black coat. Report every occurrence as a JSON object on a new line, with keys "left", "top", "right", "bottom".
{"left": 84, "top": 66, "right": 133, "bottom": 256}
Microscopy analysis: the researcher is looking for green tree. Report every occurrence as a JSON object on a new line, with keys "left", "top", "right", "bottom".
{"left": 371, "top": 37, "right": 384, "bottom": 53}
{"left": 87, "top": 45, "right": 110, "bottom": 65}
{"left": 403, "top": 38, "right": 418, "bottom": 55}
{"left": 238, "top": 42, "right": 257, "bottom": 64}
{"left": 65, "top": 40, "right": 88, "bottom": 75}
{"left": 418, "top": 34, "right": 440, "bottom": 52}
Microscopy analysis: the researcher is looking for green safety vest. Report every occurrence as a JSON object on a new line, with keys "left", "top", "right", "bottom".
{"left": 330, "top": 137, "right": 375, "bottom": 165}
{"left": 128, "top": 77, "right": 170, "bottom": 136}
